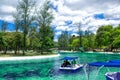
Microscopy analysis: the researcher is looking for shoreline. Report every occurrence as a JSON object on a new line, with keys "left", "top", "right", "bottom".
{"left": 0, "top": 54, "right": 60, "bottom": 61}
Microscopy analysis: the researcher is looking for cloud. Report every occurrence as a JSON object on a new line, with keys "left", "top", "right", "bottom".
{"left": 56, "top": 31, "right": 62, "bottom": 35}
{"left": 0, "top": 0, "right": 38, "bottom": 22}
{"left": 0, "top": 5, "right": 16, "bottom": 13}
{"left": 56, "top": 25, "right": 69, "bottom": 31}
{"left": 0, "top": 0, "right": 17, "bottom": 22}
{"left": 49, "top": 1, "right": 58, "bottom": 12}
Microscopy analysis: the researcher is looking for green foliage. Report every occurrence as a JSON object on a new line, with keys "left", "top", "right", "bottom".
{"left": 72, "top": 38, "right": 79, "bottom": 48}
{"left": 58, "top": 30, "right": 69, "bottom": 50}
{"left": 112, "top": 25, "right": 120, "bottom": 48}
{"left": 36, "top": 0, "right": 53, "bottom": 27}
{"left": 39, "top": 26, "right": 54, "bottom": 51}
{"left": 113, "top": 35, "right": 120, "bottom": 48}
{"left": 31, "top": 37, "right": 41, "bottom": 48}
{"left": 13, "top": 32, "right": 23, "bottom": 47}
{"left": 36, "top": 0, "right": 54, "bottom": 53}
{"left": 95, "top": 24, "right": 120, "bottom": 51}
{"left": 95, "top": 25, "right": 113, "bottom": 48}
{"left": 15, "top": 0, "right": 36, "bottom": 55}
{"left": 0, "top": 32, "right": 6, "bottom": 47}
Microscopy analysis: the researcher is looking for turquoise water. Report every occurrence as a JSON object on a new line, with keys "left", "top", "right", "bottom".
{"left": 0, "top": 52, "right": 120, "bottom": 80}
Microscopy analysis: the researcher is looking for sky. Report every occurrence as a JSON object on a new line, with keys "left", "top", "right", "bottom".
{"left": 0, "top": 0, "right": 120, "bottom": 41}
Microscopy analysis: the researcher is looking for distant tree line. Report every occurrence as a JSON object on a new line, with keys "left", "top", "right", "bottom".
{"left": 58, "top": 24, "right": 120, "bottom": 52}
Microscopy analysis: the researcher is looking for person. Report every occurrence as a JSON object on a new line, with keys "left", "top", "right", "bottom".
{"left": 72, "top": 60, "right": 76, "bottom": 67}
{"left": 61, "top": 60, "right": 71, "bottom": 67}
{"left": 61, "top": 60, "right": 66, "bottom": 67}
{"left": 65, "top": 60, "right": 71, "bottom": 67}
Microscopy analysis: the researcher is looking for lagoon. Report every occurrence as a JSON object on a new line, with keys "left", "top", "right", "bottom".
{"left": 0, "top": 52, "right": 120, "bottom": 80}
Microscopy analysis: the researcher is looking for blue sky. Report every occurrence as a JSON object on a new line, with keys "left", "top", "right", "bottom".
{"left": 0, "top": 20, "right": 15, "bottom": 31}
{"left": 0, "top": 0, "right": 120, "bottom": 41}
{"left": 94, "top": 13, "right": 105, "bottom": 19}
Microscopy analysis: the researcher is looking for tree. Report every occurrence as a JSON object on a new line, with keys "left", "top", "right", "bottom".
{"left": 95, "top": 25, "right": 113, "bottom": 49}
{"left": 28, "top": 26, "right": 37, "bottom": 49}
{"left": 112, "top": 25, "right": 120, "bottom": 50}
{"left": 13, "top": 8, "right": 21, "bottom": 32}
{"left": 77, "top": 22, "right": 82, "bottom": 47}
{"left": 112, "top": 35, "right": 120, "bottom": 50}
{"left": 36, "top": 0, "right": 54, "bottom": 54}
{"left": 2, "top": 32, "right": 14, "bottom": 54}
{"left": 71, "top": 38, "right": 79, "bottom": 50}
{"left": 15, "top": 0, "right": 36, "bottom": 55}
{"left": 13, "top": 32, "right": 23, "bottom": 54}
{"left": 58, "top": 30, "right": 69, "bottom": 50}
{"left": 0, "top": 32, "right": 6, "bottom": 53}
{"left": 84, "top": 29, "right": 95, "bottom": 50}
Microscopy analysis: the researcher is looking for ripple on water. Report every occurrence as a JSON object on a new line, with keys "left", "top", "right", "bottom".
{"left": 3, "top": 72, "right": 21, "bottom": 79}
{"left": 23, "top": 70, "right": 40, "bottom": 77}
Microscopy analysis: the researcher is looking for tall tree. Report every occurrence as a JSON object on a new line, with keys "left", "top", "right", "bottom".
{"left": 13, "top": 32, "right": 23, "bottom": 54}
{"left": 28, "top": 26, "right": 37, "bottom": 49}
{"left": 76, "top": 22, "right": 82, "bottom": 47}
{"left": 13, "top": 8, "right": 21, "bottom": 32}
{"left": 36, "top": 0, "right": 54, "bottom": 54}
{"left": 58, "top": 30, "right": 69, "bottom": 50}
{"left": 16, "top": 0, "right": 36, "bottom": 55}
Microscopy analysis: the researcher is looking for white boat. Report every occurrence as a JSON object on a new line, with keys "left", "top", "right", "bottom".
{"left": 59, "top": 64, "right": 83, "bottom": 70}
{"left": 59, "top": 57, "right": 83, "bottom": 71}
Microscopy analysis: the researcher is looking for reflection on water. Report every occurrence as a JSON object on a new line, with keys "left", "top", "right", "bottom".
{"left": 0, "top": 52, "right": 120, "bottom": 80}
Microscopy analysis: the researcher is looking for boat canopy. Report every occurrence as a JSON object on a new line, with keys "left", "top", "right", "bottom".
{"left": 60, "top": 57, "right": 78, "bottom": 60}
{"left": 88, "top": 62, "right": 120, "bottom": 67}
{"left": 109, "top": 60, "right": 120, "bottom": 63}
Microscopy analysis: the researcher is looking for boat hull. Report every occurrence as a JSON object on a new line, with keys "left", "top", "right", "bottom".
{"left": 59, "top": 64, "right": 83, "bottom": 71}
{"left": 105, "top": 72, "right": 120, "bottom": 80}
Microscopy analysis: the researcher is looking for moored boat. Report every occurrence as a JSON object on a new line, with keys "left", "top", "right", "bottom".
{"left": 105, "top": 72, "right": 120, "bottom": 80}
{"left": 59, "top": 57, "right": 83, "bottom": 71}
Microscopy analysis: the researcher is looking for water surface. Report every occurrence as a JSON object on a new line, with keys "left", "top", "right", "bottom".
{"left": 0, "top": 52, "right": 120, "bottom": 80}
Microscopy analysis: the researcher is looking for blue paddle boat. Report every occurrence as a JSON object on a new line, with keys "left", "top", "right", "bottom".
{"left": 88, "top": 60, "right": 120, "bottom": 80}
{"left": 59, "top": 57, "right": 83, "bottom": 71}
{"left": 105, "top": 72, "right": 120, "bottom": 80}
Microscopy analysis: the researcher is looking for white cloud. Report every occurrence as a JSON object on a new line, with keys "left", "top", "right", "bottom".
{"left": 56, "top": 31, "right": 62, "bottom": 35}
{"left": 0, "top": 15, "right": 14, "bottom": 22}
{"left": 56, "top": 25, "right": 68, "bottom": 31}
{"left": 52, "top": 0, "right": 120, "bottom": 33}
{"left": 105, "top": 5, "right": 120, "bottom": 18}
{"left": 0, "top": 5, "right": 16, "bottom": 13}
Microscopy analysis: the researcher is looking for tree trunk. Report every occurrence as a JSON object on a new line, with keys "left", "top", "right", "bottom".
{"left": 4, "top": 46, "right": 7, "bottom": 54}
{"left": 18, "top": 46, "right": 19, "bottom": 54}
{"left": 14, "top": 46, "right": 17, "bottom": 55}
{"left": 23, "top": 33, "right": 26, "bottom": 55}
